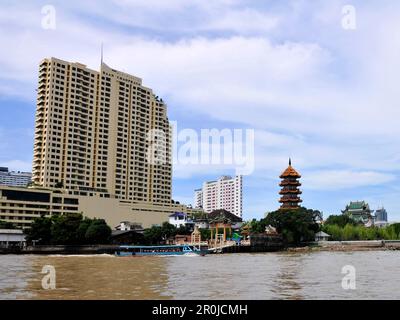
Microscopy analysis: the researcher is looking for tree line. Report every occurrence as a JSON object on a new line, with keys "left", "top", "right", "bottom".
{"left": 24, "top": 213, "right": 112, "bottom": 245}
{"left": 322, "top": 214, "right": 400, "bottom": 240}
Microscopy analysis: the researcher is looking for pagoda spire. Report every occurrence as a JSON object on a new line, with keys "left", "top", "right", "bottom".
{"left": 279, "top": 159, "right": 302, "bottom": 210}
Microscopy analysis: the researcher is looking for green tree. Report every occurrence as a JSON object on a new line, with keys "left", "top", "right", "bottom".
{"left": 50, "top": 213, "right": 83, "bottom": 244}
{"left": 264, "top": 207, "right": 320, "bottom": 244}
{"left": 323, "top": 224, "right": 343, "bottom": 241}
{"left": 176, "top": 224, "right": 192, "bottom": 235}
{"left": 249, "top": 218, "right": 267, "bottom": 234}
{"left": 85, "top": 219, "right": 111, "bottom": 244}
{"left": 199, "top": 228, "right": 211, "bottom": 240}
{"left": 343, "top": 224, "right": 357, "bottom": 240}
{"left": 160, "top": 222, "right": 177, "bottom": 239}
{"left": 324, "top": 214, "right": 358, "bottom": 227}
{"left": 143, "top": 226, "right": 163, "bottom": 244}
{"left": 77, "top": 217, "right": 93, "bottom": 243}
{"left": 0, "top": 220, "right": 17, "bottom": 229}
{"left": 24, "top": 215, "right": 53, "bottom": 244}
{"left": 390, "top": 223, "right": 400, "bottom": 238}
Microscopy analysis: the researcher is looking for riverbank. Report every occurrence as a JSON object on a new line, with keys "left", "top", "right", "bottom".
{"left": 2, "top": 240, "right": 400, "bottom": 255}
{"left": 287, "top": 240, "right": 400, "bottom": 252}
{"left": 0, "top": 245, "right": 119, "bottom": 255}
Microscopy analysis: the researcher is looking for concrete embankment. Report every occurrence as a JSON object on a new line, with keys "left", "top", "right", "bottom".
{"left": 319, "top": 240, "right": 400, "bottom": 250}
{"left": 288, "top": 240, "right": 400, "bottom": 252}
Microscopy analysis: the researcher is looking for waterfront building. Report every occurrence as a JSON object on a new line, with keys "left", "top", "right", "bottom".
{"left": 0, "top": 185, "right": 192, "bottom": 229}
{"left": 115, "top": 221, "right": 143, "bottom": 231}
{"left": 168, "top": 212, "right": 189, "bottom": 228}
{"left": 0, "top": 57, "right": 194, "bottom": 229}
{"left": 0, "top": 186, "right": 80, "bottom": 228}
{"left": 342, "top": 201, "right": 373, "bottom": 224}
{"left": 279, "top": 159, "right": 302, "bottom": 210}
{"left": 194, "top": 175, "right": 242, "bottom": 218}
{"left": 32, "top": 57, "right": 172, "bottom": 203}
{"left": 315, "top": 231, "right": 331, "bottom": 242}
{"left": 0, "top": 168, "right": 31, "bottom": 187}
{"left": 193, "top": 218, "right": 209, "bottom": 229}
{"left": 208, "top": 209, "right": 243, "bottom": 247}
{"left": 0, "top": 229, "right": 26, "bottom": 248}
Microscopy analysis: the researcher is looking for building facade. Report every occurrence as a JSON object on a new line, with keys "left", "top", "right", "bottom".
{"left": 342, "top": 201, "right": 373, "bottom": 224}
{"left": 0, "top": 57, "right": 197, "bottom": 229}
{"left": 194, "top": 176, "right": 242, "bottom": 218}
{"left": 32, "top": 58, "right": 172, "bottom": 204}
{"left": 0, "top": 186, "right": 80, "bottom": 229}
{"left": 193, "top": 188, "right": 203, "bottom": 209}
{"left": 374, "top": 207, "right": 388, "bottom": 222}
{"left": 0, "top": 185, "right": 193, "bottom": 229}
{"left": 0, "top": 167, "right": 31, "bottom": 187}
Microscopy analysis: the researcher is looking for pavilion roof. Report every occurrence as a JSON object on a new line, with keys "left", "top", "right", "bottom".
{"left": 208, "top": 209, "right": 243, "bottom": 223}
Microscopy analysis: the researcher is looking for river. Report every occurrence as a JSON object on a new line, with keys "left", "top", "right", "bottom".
{"left": 0, "top": 251, "right": 398, "bottom": 299}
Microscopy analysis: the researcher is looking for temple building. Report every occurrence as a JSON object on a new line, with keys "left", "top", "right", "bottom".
{"left": 342, "top": 201, "right": 373, "bottom": 224}
{"left": 279, "top": 159, "right": 302, "bottom": 210}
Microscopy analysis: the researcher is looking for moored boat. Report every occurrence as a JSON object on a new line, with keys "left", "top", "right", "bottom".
{"left": 115, "top": 244, "right": 207, "bottom": 256}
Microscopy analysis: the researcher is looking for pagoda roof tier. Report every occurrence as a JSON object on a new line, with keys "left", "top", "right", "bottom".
{"left": 279, "top": 181, "right": 301, "bottom": 186}
{"left": 279, "top": 190, "right": 302, "bottom": 195}
{"left": 279, "top": 165, "right": 301, "bottom": 179}
{"left": 279, "top": 198, "right": 303, "bottom": 203}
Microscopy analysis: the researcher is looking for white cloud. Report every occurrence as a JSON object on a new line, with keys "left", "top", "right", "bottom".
{"left": 0, "top": 1, "right": 399, "bottom": 217}
{"left": 303, "top": 170, "right": 396, "bottom": 190}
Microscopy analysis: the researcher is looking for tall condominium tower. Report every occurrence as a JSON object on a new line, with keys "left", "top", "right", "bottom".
{"left": 194, "top": 175, "right": 242, "bottom": 217}
{"left": 32, "top": 57, "right": 172, "bottom": 204}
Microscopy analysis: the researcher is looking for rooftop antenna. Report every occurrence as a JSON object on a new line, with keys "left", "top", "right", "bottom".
{"left": 289, "top": 157, "right": 292, "bottom": 166}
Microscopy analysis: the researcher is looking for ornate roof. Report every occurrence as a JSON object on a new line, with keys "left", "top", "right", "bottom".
{"left": 208, "top": 209, "right": 243, "bottom": 223}
{"left": 279, "top": 158, "right": 301, "bottom": 178}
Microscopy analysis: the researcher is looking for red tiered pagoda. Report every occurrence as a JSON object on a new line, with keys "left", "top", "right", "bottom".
{"left": 279, "top": 158, "right": 302, "bottom": 210}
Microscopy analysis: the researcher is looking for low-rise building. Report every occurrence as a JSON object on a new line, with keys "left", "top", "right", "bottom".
{"left": 0, "top": 185, "right": 193, "bottom": 229}
{"left": 315, "top": 231, "right": 331, "bottom": 241}
{"left": 0, "top": 167, "right": 31, "bottom": 187}
{"left": 0, "top": 229, "right": 26, "bottom": 247}
{"left": 0, "top": 186, "right": 80, "bottom": 229}
{"left": 168, "top": 212, "right": 189, "bottom": 228}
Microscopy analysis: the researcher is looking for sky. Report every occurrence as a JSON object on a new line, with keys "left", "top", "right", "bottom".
{"left": 0, "top": 0, "right": 399, "bottom": 221}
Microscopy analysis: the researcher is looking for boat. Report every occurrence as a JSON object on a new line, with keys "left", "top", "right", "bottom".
{"left": 114, "top": 244, "right": 207, "bottom": 256}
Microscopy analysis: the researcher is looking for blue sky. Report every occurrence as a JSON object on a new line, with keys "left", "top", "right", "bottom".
{"left": 0, "top": 0, "right": 399, "bottom": 221}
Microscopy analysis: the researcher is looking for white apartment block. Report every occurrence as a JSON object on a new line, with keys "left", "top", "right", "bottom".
{"left": 0, "top": 168, "right": 31, "bottom": 187}
{"left": 32, "top": 57, "right": 172, "bottom": 204}
{"left": 194, "top": 176, "right": 242, "bottom": 217}
{"left": 194, "top": 188, "right": 203, "bottom": 209}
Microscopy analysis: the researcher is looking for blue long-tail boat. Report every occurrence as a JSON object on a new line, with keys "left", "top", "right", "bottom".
{"left": 115, "top": 244, "right": 207, "bottom": 256}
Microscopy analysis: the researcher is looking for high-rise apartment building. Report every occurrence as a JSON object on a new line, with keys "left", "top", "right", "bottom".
{"left": 194, "top": 176, "right": 242, "bottom": 217}
{"left": 32, "top": 58, "right": 172, "bottom": 204}
{"left": 374, "top": 207, "right": 388, "bottom": 222}
{"left": 194, "top": 188, "right": 203, "bottom": 209}
{"left": 0, "top": 167, "right": 31, "bottom": 187}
